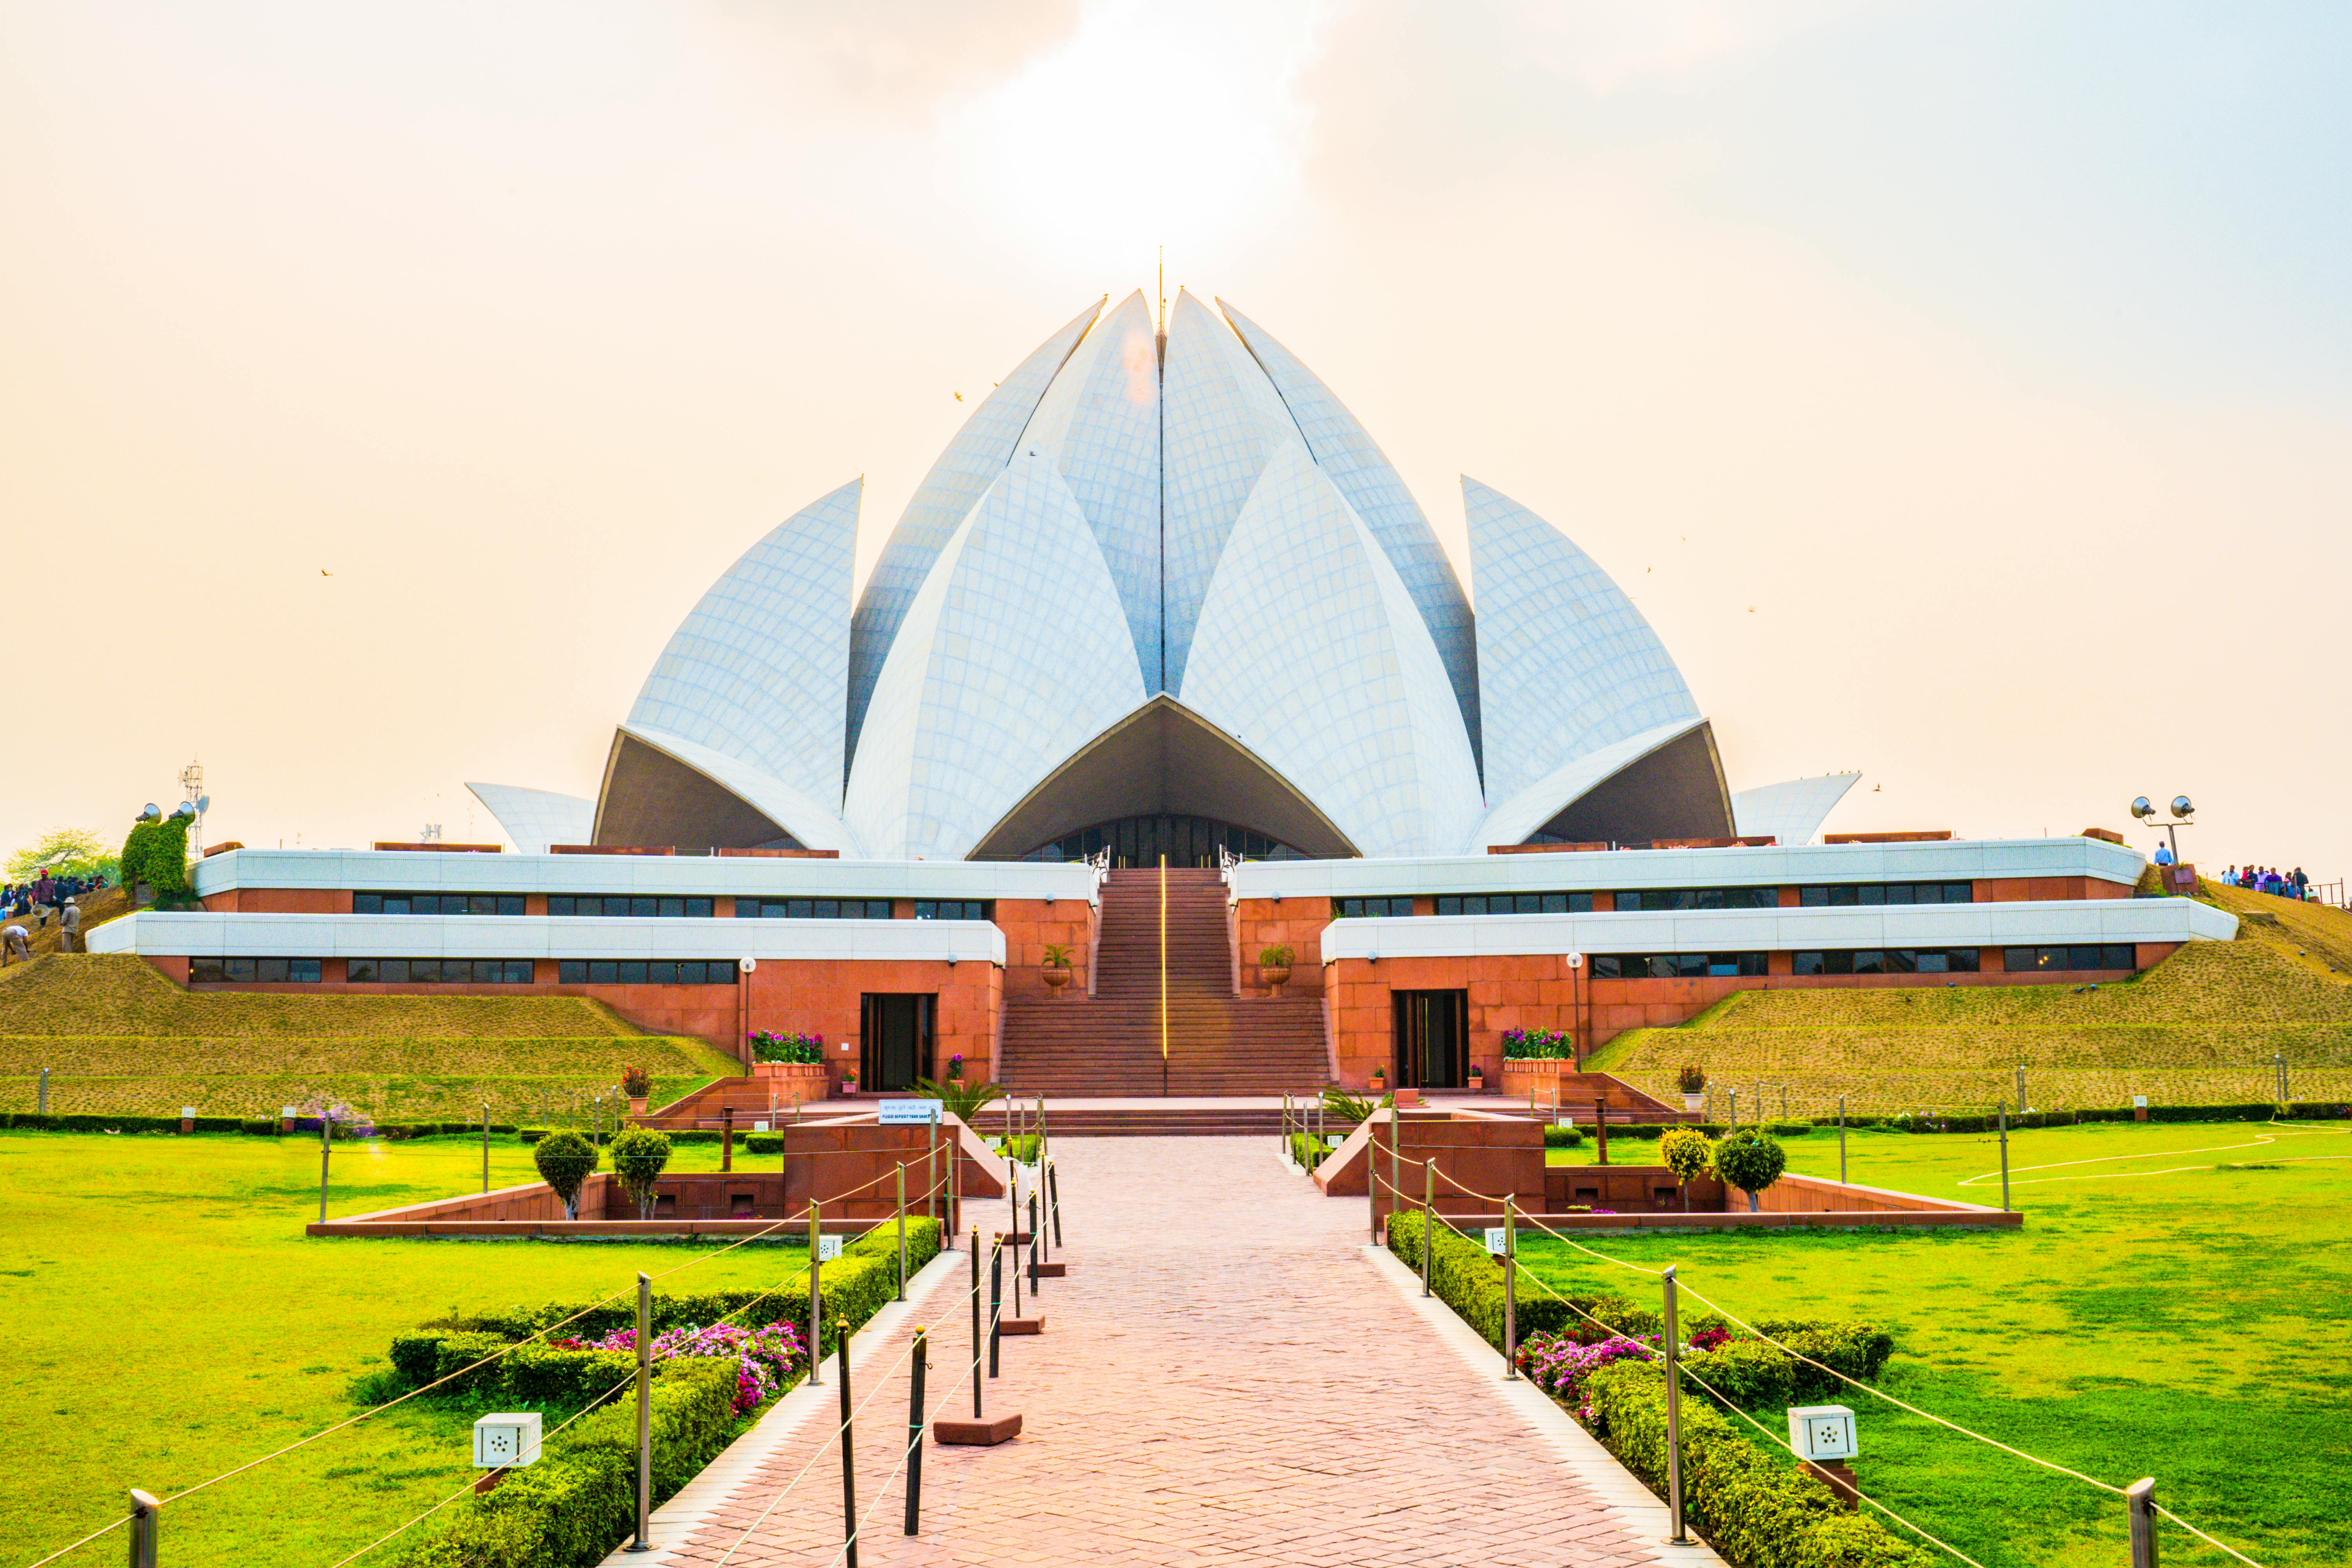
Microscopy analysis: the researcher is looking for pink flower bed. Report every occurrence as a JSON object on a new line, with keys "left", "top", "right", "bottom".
{"left": 555, "top": 1320, "right": 807, "bottom": 1413}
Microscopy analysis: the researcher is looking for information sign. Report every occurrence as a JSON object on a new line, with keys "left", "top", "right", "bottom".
{"left": 878, "top": 1098, "right": 944, "bottom": 1125}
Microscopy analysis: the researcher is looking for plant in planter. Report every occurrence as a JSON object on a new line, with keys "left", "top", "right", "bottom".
{"left": 620, "top": 1063, "right": 653, "bottom": 1115}
{"left": 1368, "top": 1063, "right": 1389, "bottom": 1094}
{"left": 1467, "top": 1062, "right": 1486, "bottom": 1091}
{"left": 609, "top": 1127, "right": 673, "bottom": 1219}
{"left": 1040, "top": 942, "right": 1075, "bottom": 992}
{"left": 1658, "top": 1126, "right": 1713, "bottom": 1212}
{"left": 533, "top": 1129, "right": 599, "bottom": 1220}
{"left": 749, "top": 1031, "right": 825, "bottom": 1065}
{"left": 839, "top": 1065, "right": 860, "bottom": 1094}
{"left": 1677, "top": 1063, "right": 1707, "bottom": 1112}
{"left": 1711, "top": 1128, "right": 1787, "bottom": 1214}
{"left": 1502, "top": 1027, "right": 1573, "bottom": 1061}
{"left": 913, "top": 1076, "right": 1004, "bottom": 1123}
{"left": 946, "top": 1053, "right": 965, "bottom": 1081}
{"left": 1258, "top": 942, "right": 1295, "bottom": 994}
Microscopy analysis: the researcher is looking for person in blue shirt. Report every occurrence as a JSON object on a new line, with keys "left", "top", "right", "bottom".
{"left": 2154, "top": 843, "right": 2175, "bottom": 866}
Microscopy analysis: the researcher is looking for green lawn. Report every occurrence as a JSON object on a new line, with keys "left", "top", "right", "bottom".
{"left": 1, "top": 1129, "right": 822, "bottom": 1567}
{"left": 1515, "top": 1119, "right": 2352, "bottom": 1568}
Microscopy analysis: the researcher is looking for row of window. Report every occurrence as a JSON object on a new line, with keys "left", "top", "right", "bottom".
{"left": 2007, "top": 944, "right": 2138, "bottom": 973}
{"left": 1795, "top": 949, "right": 1980, "bottom": 975}
{"left": 352, "top": 893, "right": 995, "bottom": 922}
{"left": 1333, "top": 897, "right": 1416, "bottom": 919}
{"left": 558, "top": 960, "right": 739, "bottom": 986}
{"left": 1587, "top": 945, "right": 2140, "bottom": 979}
{"left": 191, "top": 957, "right": 322, "bottom": 983}
{"left": 1593, "top": 953, "right": 1770, "bottom": 978}
{"left": 1340, "top": 882, "right": 1982, "bottom": 917}
{"left": 350, "top": 958, "right": 537, "bottom": 984}
{"left": 739, "top": 898, "right": 893, "bottom": 920}
{"left": 1435, "top": 893, "right": 1596, "bottom": 916}
{"left": 553, "top": 895, "right": 715, "bottom": 918}
{"left": 1613, "top": 887, "right": 1779, "bottom": 911}
{"left": 355, "top": 893, "right": 526, "bottom": 916}
{"left": 1798, "top": 882, "right": 1975, "bottom": 907}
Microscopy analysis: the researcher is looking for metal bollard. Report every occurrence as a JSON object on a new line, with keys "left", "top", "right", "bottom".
{"left": 1049, "top": 1162, "right": 1064, "bottom": 1249}
{"left": 968, "top": 1229, "right": 984, "bottom": 1416}
{"left": 1594, "top": 1098, "right": 1609, "bottom": 1165}
{"left": 2127, "top": 1477, "right": 2158, "bottom": 1568}
{"left": 127, "top": 1489, "right": 160, "bottom": 1568}
{"left": 905, "top": 1326, "right": 928, "bottom": 1536}
{"left": 318, "top": 1114, "right": 332, "bottom": 1223}
{"left": 1010, "top": 1210, "right": 1022, "bottom": 1320}
{"left": 1998, "top": 1103, "right": 2011, "bottom": 1212}
{"left": 1727, "top": 1088, "right": 1736, "bottom": 1127}
{"left": 1502, "top": 1194, "right": 1519, "bottom": 1379}
{"left": 1028, "top": 1192, "right": 1041, "bottom": 1295}
{"left": 481, "top": 1102, "right": 490, "bottom": 1195}
{"left": 896, "top": 1165, "right": 908, "bottom": 1302}
{"left": 722, "top": 1105, "right": 734, "bottom": 1171}
{"left": 1838, "top": 1096, "right": 1847, "bottom": 1185}
{"left": 1422, "top": 1160, "right": 1434, "bottom": 1297}
{"left": 1662, "top": 1266, "right": 1687, "bottom": 1544}
{"left": 37, "top": 1065, "right": 47, "bottom": 1115}
{"left": 837, "top": 1323, "right": 858, "bottom": 1568}
{"left": 926, "top": 1114, "right": 939, "bottom": 1227}
{"left": 631, "top": 1272, "right": 652, "bottom": 1552}
{"left": 808, "top": 1200, "right": 824, "bottom": 1387}
{"left": 989, "top": 1241, "right": 1002, "bottom": 1378}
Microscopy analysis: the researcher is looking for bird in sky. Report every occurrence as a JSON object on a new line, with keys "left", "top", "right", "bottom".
{"left": 954, "top": 392, "right": 964, "bottom": 401}
{"left": 320, "top": 568, "right": 333, "bottom": 577}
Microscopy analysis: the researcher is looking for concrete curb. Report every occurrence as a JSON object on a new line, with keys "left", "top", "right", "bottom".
{"left": 597, "top": 1244, "right": 968, "bottom": 1566}
{"left": 1359, "top": 1243, "right": 1728, "bottom": 1568}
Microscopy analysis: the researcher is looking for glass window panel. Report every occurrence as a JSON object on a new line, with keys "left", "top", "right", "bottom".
{"left": 915, "top": 901, "right": 938, "bottom": 920}
{"left": 289, "top": 958, "right": 322, "bottom": 983}
{"left": 383, "top": 897, "right": 412, "bottom": 916}
{"left": 190, "top": 958, "right": 222, "bottom": 983}
{"left": 559, "top": 960, "right": 586, "bottom": 984}
{"left": 813, "top": 900, "right": 837, "bottom": 919}
{"left": 1436, "top": 897, "right": 1461, "bottom": 916}
{"left": 648, "top": 960, "right": 677, "bottom": 985}
{"left": 1512, "top": 894, "right": 1539, "bottom": 914}
{"left": 618, "top": 961, "right": 646, "bottom": 984}
{"left": 256, "top": 958, "right": 289, "bottom": 983}
{"left": 1852, "top": 950, "right": 1887, "bottom": 975}
{"left": 498, "top": 896, "right": 524, "bottom": 916}
{"left": 1948, "top": 948, "right": 1980, "bottom": 973}
{"left": 354, "top": 893, "right": 383, "bottom": 914}
{"left": 1593, "top": 955, "right": 1624, "bottom": 979}
{"left": 382, "top": 960, "right": 412, "bottom": 983}
{"left": 1887, "top": 949, "right": 1918, "bottom": 973}
{"left": 588, "top": 960, "right": 617, "bottom": 984}
{"left": 686, "top": 898, "right": 711, "bottom": 919}
{"left": 1917, "top": 951, "right": 1948, "bottom": 973}
{"left": 657, "top": 898, "right": 683, "bottom": 919}
{"left": 627, "top": 897, "right": 654, "bottom": 919}
{"left": 677, "top": 961, "right": 704, "bottom": 985}
{"left": 345, "top": 958, "right": 376, "bottom": 982}
{"left": 1799, "top": 887, "right": 1826, "bottom": 907}
{"left": 1793, "top": 951, "right": 1825, "bottom": 976}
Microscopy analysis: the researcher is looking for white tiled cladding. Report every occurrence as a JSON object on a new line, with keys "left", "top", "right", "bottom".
{"left": 1158, "top": 290, "right": 1302, "bottom": 692}
{"left": 625, "top": 477, "right": 859, "bottom": 807}
{"left": 1316, "top": 897, "right": 2238, "bottom": 961}
{"left": 1224, "top": 835, "right": 2152, "bottom": 901}
{"left": 88, "top": 911, "right": 1007, "bottom": 965}
{"left": 1733, "top": 775, "right": 1864, "bottom": 848}
{"left": 1217, "top": 298, "right": 1481, "bottom": 762}
{"left": 1012, "top": 290, "right": 1165, "bottom": 689}
{"left": 1472, "top": 718, "right": 1711, "bottom": 852}
{"left": 1181, "top": 439, "right": 1484, "bottom": 858}
{"left": 847, "top": 298, "right": 1103, "bottom": 757}
{"left": 188, "top": 847, "right": 1098, "bottom": 902}
{"left": 463, "top": 784, "right": 595, "bottom": 856}
{"left": 617, "top": 724, "right": 864, "bottom": 857}
{"left": 844, "top": 454, "right": 1148, "bottom": 860}
{"left": 1464, "top": 477, "right": 1702, "bottom": 806}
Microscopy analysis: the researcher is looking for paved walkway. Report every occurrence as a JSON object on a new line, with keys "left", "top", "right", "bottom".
{"left": 640, "top": 1138, "right": 1713, "bottom": 1566}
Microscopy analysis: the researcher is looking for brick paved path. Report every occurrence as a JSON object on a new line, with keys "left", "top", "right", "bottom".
{"left": 659, "top": 1137, "right": 1690, "bottom": 1567}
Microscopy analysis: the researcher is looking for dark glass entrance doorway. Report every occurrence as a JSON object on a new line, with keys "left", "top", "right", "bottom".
{"left": 1393, "top": 989, "right": 1468, "bottom": 1090}
{"left": 859, "top": 994, "right": 935, "bottom": 1093}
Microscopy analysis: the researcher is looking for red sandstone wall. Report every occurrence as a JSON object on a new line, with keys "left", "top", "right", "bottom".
{"left": 1235, "top": 897, "right": 1327, "bottom": 995}
{"left": 200, "top": 888, "right": 350, "bottom": 914}
{"left": 995, "top": 898, "right": 1093, "bottom": 998}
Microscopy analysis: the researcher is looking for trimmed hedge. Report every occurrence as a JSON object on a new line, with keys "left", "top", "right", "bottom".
{"left": 1586, "top": 1359, "right": 1932, "bottom": 1568}
{"left": 1542, "top": 1124, "right": 1585, "bottom": 1148}
{"left": 401, "top": 1358, "right": 741, "bottom": 1568}
{"left": 1812, "top": 1102, "right": 2321, "bottom": 1133}
{"left": 0, "top": 1111, "right": 245, "bottom": 1134}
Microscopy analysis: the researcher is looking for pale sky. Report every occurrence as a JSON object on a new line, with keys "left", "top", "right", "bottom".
{"left": 4, "top": 1, "right": 2347, "bottom": 881}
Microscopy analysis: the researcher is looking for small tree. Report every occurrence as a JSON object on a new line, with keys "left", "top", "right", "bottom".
{"left": 610, "top": 1129, "right": 673, "bottom": 1219}
{"left": 534, "top": 1130, "right": 600, "bottom": 1220}
{"left": 120, "top": 820, "right": 160, "bottom": 897}
{"left": 147, "top": 813, "right": 194, "bottom": 908}
{"left": 7, "top": 828, "right": 113, "bottom": 882}
{"left": 1712, "top": 1129, "right": 1788, "bottom": 1214}
{"left": 1658, "top": 1127, "right": 1713, "bottom": 1212}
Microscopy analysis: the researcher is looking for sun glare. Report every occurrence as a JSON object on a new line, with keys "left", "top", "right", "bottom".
{"left": 941, "top": 0, "right": 1325, "bottom": 274}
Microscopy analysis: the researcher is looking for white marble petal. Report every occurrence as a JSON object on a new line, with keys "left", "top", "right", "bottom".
{"left": 463, "top": 783, "right": 594, "bottom": 855}
{"left": 617, "top": 724, "right": 865, "bottom": 856}
{"left": 1218, "top": 298, "right": 1481, "bottom": 760}
{"left": 1182, "top": 439, "right": 1484, "bottom": 857}
{"left": 1470, "top": 718, "right": 1711, "bottom": 851}
{"left": 847, "top": 298, "right": 1103, "bottom": 757}
{"left": 626, "top": 477, "right": 859, "bottom": 807}
{"left": 1733, "top": 775, "right": 1863, "bottom": 847}
{"left": 843, "top": 455, "right": 1149, "bottom": 860}
{"left": 1464, "top": 476, "right": 1702, "bottom": 806}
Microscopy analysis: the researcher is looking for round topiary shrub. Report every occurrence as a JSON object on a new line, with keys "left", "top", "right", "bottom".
{"left": 1657, "top": 1127, "right": 1715, "bottom": 1206}
{"left": 533, "top": 1130, "right": 600, "bottom": 1220}
{"left": 609, "top": 1128, "right": 673, "bottom": 1219}
{"left": 1711, "top": 1129, "right": 1787, "bottom": 1213}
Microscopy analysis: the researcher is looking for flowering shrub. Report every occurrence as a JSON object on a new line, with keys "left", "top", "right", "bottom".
{"left": 1502, "top": 1027, "right": 1573, "bottom": 1060}
{"left": 1519, "top": 1333, "right": 1657, "bottom": 1417}
{"left": 554, "top": 1319, "right": 807, "bottom": 1414}
{"left": 946, "top": 1053, "right": 965, "bottom": 1081}
{"left": 1689, "top": 1324, "right": 1731, "bottom": 1352}
{"left": 749, "top": 1031, "right": 824, "bottom": 1065}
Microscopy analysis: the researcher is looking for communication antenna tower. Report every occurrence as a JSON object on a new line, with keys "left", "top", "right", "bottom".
{"left": 180, "top": 759, "right": 206, "bottom": 857}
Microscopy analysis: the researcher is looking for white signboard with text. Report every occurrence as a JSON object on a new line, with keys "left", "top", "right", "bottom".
{"left": 878, "top": 1098, "right": 944, "bottom": 1125}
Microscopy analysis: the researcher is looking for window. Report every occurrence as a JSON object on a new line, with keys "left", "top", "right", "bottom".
{"left": 347, "top": 958, "right": 533, "bottom": 983}
{"left": 913, "top": 900, "right": 991, "bottom": 921}
{"left": 1332, "top": 897, "right": 1415, "bottom": 919}
{"left": 2005, "top": 944, "right": 2135, "bottom": 973}
{"left": 1591, "top": 952, "right": 1767, "bottom": 979}
{"left": 1612, "top": 887, "right": 1779, "bottom": 912}
{"left": 549, "top": 895, "right": 714, "bottom": 918}
{"left": 736, "top": 898, "right": 891, "bottom": 920}
{"left": 557, "top": 959, "right": 737, "bottom": 985}
{"left": 190, "top": 957, "right": 321, "bottom": 983}
{"left": 1794, "top": 949, "right": 1980, "bottom": 975}
{"left": 353, "top": 893, "right": 526, "bottom": 916}
{"left": 1797, "top": 882, "right": 1974, "bottom": 908}
{"left": 1433, "top": 892, "right": 1594, "bottom": 916}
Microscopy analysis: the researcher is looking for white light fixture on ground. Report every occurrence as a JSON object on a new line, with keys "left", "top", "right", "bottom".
{"left": 474, "top": 1412, "right": 542, "bottom": 1468}
{"left": 1786, "top": 1405, "right": 1857, "bottom": 1461}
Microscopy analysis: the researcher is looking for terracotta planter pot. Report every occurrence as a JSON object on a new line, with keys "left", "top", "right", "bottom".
{"left": 749, "top": 1061, "right": 828, "bottom": 1105}
{"left": 627, "top": 1096, "right": 648, "bottom": 1117}
{"left": 1466, "top": 1072, "right": 1485, "bottom": 1094}
{"left": 1042, "top": 965, "right": 1073, "bottom": 992}
{"left": 1261, "top": 965, "right": 1291, "bottom": 995}
{"left": 1683, "top": 1092, "right": 1705, "bottom": 1112}
{"left": 1501, "top": 1057, "right": 1581, "bottom": 1078}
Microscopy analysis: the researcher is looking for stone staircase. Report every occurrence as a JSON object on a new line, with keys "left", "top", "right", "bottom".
{"left": 998, "top": 868, "right": 1330, "bottom": 1096}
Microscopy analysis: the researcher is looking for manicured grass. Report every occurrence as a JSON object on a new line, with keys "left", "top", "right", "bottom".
{"left": 1512, "top": 1119, "right": 2352, "bottom": 1568}
{"left": 0, "top": 1129, "right": 829, "bottom": 1567}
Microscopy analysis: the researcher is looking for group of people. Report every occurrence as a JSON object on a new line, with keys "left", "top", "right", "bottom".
{"left": 2220, "top": 864, "right": 2310, "bottom": 899}
{"left": 1, "top": 867, "right": 109, "bottom": 964}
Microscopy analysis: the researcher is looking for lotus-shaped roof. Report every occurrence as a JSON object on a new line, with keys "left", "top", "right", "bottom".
{"left": 474, "top": 291, "right": 1845, "bottom": 861}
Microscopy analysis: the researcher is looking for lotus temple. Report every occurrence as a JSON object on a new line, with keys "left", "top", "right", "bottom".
{"left": 95, "top": 290, "right": 2233, "bottom": 1101}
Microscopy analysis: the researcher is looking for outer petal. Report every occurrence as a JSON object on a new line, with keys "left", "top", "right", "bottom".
{"left": 1465, "top": 476, "right": 1702, "bottom": 806}
{"left": 603, "top": 724, "right": 864, "bottom": 856}
{"left": 844, "top": 455, "right": 1149, "bottom": 860}
{"left": 1181, "top": 439, "right": 1484, "bottom": 857}
{"left": 1470, "top": 718, "right": 1722, "bottom": 850}
{"left": 1218, "top": 298, "right": 1481, "bottom": 763}
{"left": 1733, "top": 774, "right": 1863, "bottom": 847}
{"left": 627, "top": 477, "right": 859, "bottom": 808}
{"left": 464, "top": 783, "right": 593, "bottom": 855}
{"left": 847, "top": 298, "right": 1103, "bottom": 758}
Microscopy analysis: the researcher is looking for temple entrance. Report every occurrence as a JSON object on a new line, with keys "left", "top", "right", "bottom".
{"left": 859, "top": 993, "right": 934, "bottom": 1093}
{"left": 1393, "top": 990, "right": 1468, "bottom": 1090}
{"left": 1025, "top": 814, "right": 1306, "bottom": 869}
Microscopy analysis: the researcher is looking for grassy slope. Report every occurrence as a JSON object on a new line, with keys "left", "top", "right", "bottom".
{"left": 0, "top": 956, "right": 740, "bottom": 1120}
{"left": 1516, "top": 1119, "right": 2352, "bottom": 1568}
{"left": 0, "top": 1131, "right": 805, "bottom": 1568}
{"left": 1589, "top": 911, "right": 2352, "bottom": 1112}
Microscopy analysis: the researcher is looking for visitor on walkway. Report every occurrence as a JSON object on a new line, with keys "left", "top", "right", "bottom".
{"left": 58, "top": 898, "right": 81, "bottom": 955}
{"left": 2, "top": 923, "right": 28, "bottom": 965}
{"left": 2154, "top": 843, "right": 2175, "bottom": 866}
